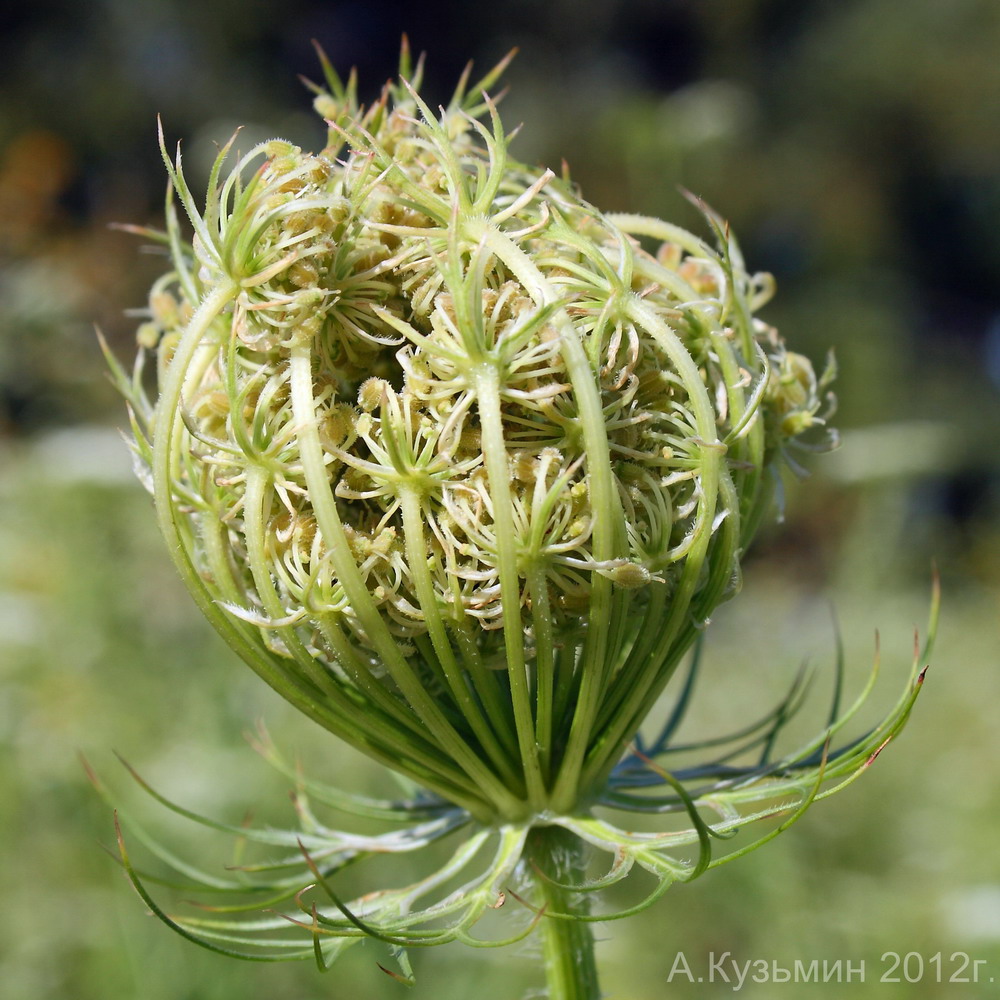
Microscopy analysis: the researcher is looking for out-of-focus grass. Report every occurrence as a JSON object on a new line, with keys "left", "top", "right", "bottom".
{"left": 2, "top": 424, "right": 998, "bottom": 999}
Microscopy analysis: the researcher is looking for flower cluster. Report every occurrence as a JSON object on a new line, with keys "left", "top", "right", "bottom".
{"left": 103, "top": 50, "right": 928, "bottom": 988}
{"left": 119, "top": 50, "right": 832, "bottom": 824}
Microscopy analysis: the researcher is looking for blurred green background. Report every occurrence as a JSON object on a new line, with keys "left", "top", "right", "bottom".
{"left": 1, "top": 1, "right": 998, "bottom": 997}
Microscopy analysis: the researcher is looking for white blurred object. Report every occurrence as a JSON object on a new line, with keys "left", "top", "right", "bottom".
{"left": 943, "top": 886, "right": 1000, "bottom": 942}
{"left": 32, "top": 425, "right": 134, "bottom": 484}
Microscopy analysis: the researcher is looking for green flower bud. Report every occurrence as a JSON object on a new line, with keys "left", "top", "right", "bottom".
{"left": 121, "top": 53, "right": 834, "bottom": 825}
{"left": 103, "top": 48, "right": 930, "bottom": 989}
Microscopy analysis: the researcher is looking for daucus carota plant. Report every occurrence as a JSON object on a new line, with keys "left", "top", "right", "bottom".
{"left": 101, "top": 44, "right": 934, "bottom": 998}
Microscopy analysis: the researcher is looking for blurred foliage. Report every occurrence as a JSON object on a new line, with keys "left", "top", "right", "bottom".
{"left": 1, "top": 1, "right": 999, "bottom": 997}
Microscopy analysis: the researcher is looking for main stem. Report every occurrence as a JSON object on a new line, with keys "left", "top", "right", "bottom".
{"left": 528, "top": 827, "right": 601, "bottom": 1000}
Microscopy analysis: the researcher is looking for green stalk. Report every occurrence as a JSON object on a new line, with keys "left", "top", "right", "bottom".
{"left": 152, "top": 281, "right": 238, "bottom": 567}
{"left": 473, "top": 362, "right": 546, "bottom": 811}
{"left": 476, "top": 225, "right": 625, "bottom": 814}
{"left": 529, "top": 827, "right": 601, "bottom": 1000}
{"left": 288, "top": 340, "right": 527, "bottom": 821}
{"left": 398, "top": 485, "right": 524, "bottom": 791}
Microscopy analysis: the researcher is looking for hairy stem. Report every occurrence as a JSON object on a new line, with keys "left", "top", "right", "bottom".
{"left": 529, "top": 827, "right": 601, "bottom": 1000}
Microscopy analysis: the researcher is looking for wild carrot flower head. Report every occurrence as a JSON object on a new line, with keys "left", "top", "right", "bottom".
{"left": 116, "top": 48, "right": 836, "bottom": 825}
{"left": 101, "top": 48, "right": 931, "bottom": 980}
